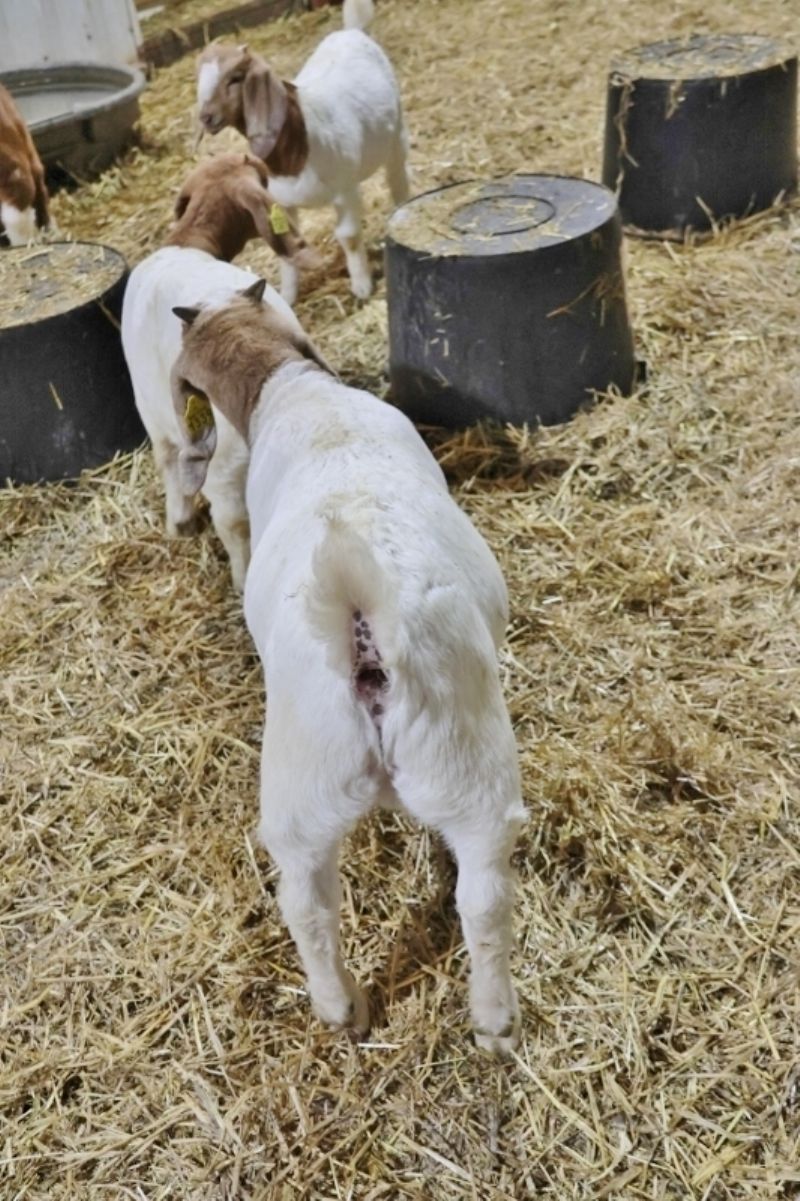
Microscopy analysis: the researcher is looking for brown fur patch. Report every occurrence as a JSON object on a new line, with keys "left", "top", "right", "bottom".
{"left": 0, "top": 83, "right": 49, "bottom": 229}
{"left": 167, "top": 153, "right": 306, "bottom": 261}
{"left": 264, "top": 83, "right": 309, "bottom": 178}
{"left": 174, "top": 296, "right": 327, "bottom": 440}
{"left": 196, "top": 45, "right": 308, "bottom": 178}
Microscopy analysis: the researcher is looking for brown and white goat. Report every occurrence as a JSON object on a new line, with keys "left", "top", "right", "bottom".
{"left": 169, "top": 282, "right": 525, "bottom": 1053}
{"left": 168, "top": 152, "right": 316, "bottom": 303}
{"left": 121, "top": 153, "right": 315, "bottom": 589}
{"left": 196, "top": 0, "right": 409, "bottom": 298}
{"left": 0, "top": 83, "right": 49, "bottom": 246}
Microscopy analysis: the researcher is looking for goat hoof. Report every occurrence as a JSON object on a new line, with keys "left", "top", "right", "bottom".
{"left": 313, "top": 980, "right": 369, "bottom": 1036}
{"left": 171, "top": 513, "right": 204, "bottom": 537}
{"left": 472, "top": 996, "right": 521, "bottom": 1056}
{"left": 473, "top": 1016, "right": 521, "bottom": 1056}
{"left": 350, "top": 276, "right": 373, "bottom": 301}
{"left": 344, "top": 990, "right": 370, "bottom": 1038}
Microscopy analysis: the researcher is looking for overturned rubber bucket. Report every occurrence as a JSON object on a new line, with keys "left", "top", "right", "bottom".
{"left": 385, "top": 174, "right": 636, "bottom": 428}
{"left": 0, "top": 242, "right": 143, "bottom": 485}
{"left": 602, "top": 34, "right": 798, "bottom": 237}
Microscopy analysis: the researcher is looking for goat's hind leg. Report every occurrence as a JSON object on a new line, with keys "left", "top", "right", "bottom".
{"left": 395, "top": 736, "right": 525, "bottom": 1053}
{"left": 444, "top": 810, "right": 524, "bottom": 1053}
{"left": 333, "top": 190, "right": 372, "bottom": 300}
{"left": 258, "top": 739, "right": 375, "bottom": 1033}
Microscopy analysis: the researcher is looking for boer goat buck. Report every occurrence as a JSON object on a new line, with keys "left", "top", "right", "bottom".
{"left": 122, "top": 153, "right": 314, "bottom": 589}
{"left": 196, "top": 0, "right": 409, "bottom": 298}
{"left": 170, "top": 282, "right": 525, "bottom": 1052}
{"left": 0, "top": 82, "right": 49, "bottom": 245}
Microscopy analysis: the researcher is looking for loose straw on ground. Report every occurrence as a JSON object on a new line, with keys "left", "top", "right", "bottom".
{"left": 2, "top": 0, "right": 799, "bottom": 1196}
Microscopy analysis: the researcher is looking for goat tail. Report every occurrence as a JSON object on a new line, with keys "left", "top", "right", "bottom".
{"left": 306, "top": 518, "right": 397, "bottom": 677}
{"left": 342, "top": 0, "right": 375, "bottom": 31}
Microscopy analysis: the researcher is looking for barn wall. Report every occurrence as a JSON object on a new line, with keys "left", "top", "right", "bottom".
{"left": 0, "top": 0, "right": 142, "bottom": 70}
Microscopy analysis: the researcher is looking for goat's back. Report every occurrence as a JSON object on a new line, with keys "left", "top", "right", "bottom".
{"left": 243, "top": 370, "right": 509, "bottom": 689}
{"left": 293, "top": 30, "right": 404, "bottom": 161}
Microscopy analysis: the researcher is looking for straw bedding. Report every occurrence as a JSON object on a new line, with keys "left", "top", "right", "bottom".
{"left": 2, "top": 0, "right": 799, "bottom": 1196}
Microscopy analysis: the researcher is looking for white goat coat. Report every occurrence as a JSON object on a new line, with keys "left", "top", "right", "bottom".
{"left": 123, "top": 246, "right": 296, "bottom": 450}
{"left": 243, "top": 363, "right": 522, "bottom": 832}
{"left": 237, "top": 361, "right": 524, "bottom": 1051}
{"left": 268, "top": 31, "right": 406, "bottom": 209}
{"left": 121, "top": 248, "right": 301, "bottom": 581}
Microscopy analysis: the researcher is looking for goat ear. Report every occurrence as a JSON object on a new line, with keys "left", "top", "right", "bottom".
{"left": 173, "top": 188, "right": 190, "bottom": 220}
{"left": 173, "top": 305, "right": 201, "bottom": 326}
{"left": 298, "top": 335, "right": 337, "bottom": 377}
{"left": 240, "top": 278, "right": 267, "bottom": 304}
{"left": 170, "top": 370, "right": 218, "bottom": 496}
{"left": 243, "top": 64, "right": 288, "bottom": 160}
{"left": 242, "top": 186, "right": 294, "bottom": 257}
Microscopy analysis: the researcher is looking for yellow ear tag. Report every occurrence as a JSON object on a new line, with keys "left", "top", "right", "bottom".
{"left": 269, "top": 202, "right": 291, "bottom": 236}
{"left": 184, "top": 392, "right": 214, "bottom": 439}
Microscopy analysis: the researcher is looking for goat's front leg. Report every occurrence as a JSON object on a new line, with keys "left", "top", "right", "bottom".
{"left": 259, "top": 773, "right": 369, "bottom": 1033}
{"left": 278, "top": 257, "right": 299, "bottom": 307}
{"left": 152, "top": 436, "right": 203, "bottom": 536}
{"left": 333, "top": 190, "right": 372, "bottom": 300}
{"left": 202, "top": 447, "right": 250, "bottom": 591}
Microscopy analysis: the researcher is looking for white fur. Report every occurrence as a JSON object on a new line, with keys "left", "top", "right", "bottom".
{"left": 120, "top": 248, "right": 303, "bottom": 588}
{"left": 196, "top": 59, "right": 221, "bottom": 107}
{"left": 1, "top": 200, "right": 36, "bottom": 246}
{"left": 236, "top": 361, "right": 525, "bottom": 1051}
{"left": 342, "top": 0, "right": 374, "bottom": 30}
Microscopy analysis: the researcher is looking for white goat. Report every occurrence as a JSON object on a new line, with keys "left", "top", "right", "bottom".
{"left": 196, "top": 0, "right": 410, "bottom": 299}
{"left": 0, "top": 82, "right": 49, "bottom": 245}
{"left": 121, "top": 153, "right": 314, "bottom": 589}
{"left": 169, "top": 282, "right": 525, "bottom": 1053}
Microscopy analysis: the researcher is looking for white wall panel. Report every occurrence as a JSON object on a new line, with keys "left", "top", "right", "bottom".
{"left": 0, "top": 0, "right": 142, "bottom": 70}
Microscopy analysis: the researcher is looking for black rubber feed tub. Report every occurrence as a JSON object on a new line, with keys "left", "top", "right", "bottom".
{"left": 385, "top": 174, "right": 636, "bottom": 428}
{"left": 0, "top": 241, "right": 144, "bottom": 485}
{"left": 0, "top": 63, "right": 146, "bottom": 183}
{"left": 602, "top": 34, "right": 798, "bottom": 237}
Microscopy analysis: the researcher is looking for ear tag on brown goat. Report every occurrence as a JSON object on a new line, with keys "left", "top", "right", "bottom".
{"left": 184, "top": 393, "right": 214, "bottom": 439}
{"left": 269, "top": 203, "right": 291, "bottom": 236}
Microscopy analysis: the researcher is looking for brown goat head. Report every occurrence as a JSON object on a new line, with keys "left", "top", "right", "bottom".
{"left": 171, "top": 279, "right": 333, "bottom": 483}
{"left": 170, "top": 152, "right": 311, "bottom": 263}
{"left": 196, "top": 44, "right": 291, "bottom": 161}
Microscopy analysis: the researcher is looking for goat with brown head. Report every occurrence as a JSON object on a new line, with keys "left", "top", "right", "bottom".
{"left": 167, "top": 269, "right": 524, "bottom": 1056}
{"left": 197, "top": 46, "right": 306, "bottom": 172}
{"left": 168, "top": 152, "right": 318, "bottom": 302}
{"left": 194, "top": 15, "right": 410, "bottom": 300}
{"left": 0, "top": 83, "right": 50, "bottom": 245}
